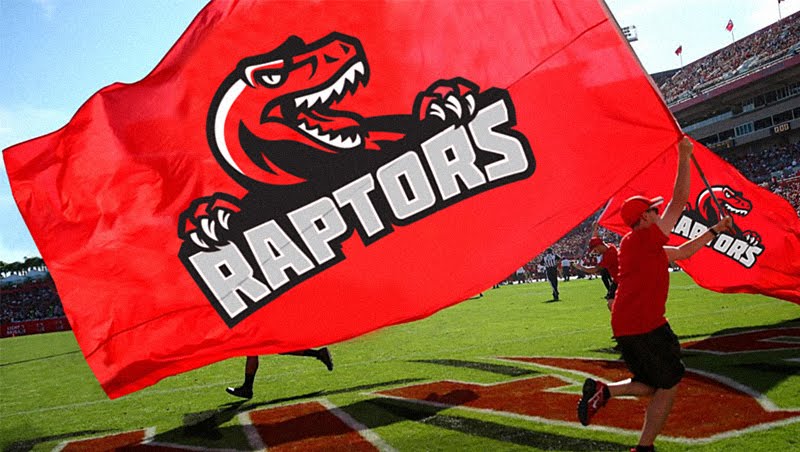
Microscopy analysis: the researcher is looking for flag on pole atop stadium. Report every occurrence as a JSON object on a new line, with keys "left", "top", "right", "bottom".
{"left": 598, "top": 140, "right": 800, "bottom": 305}
{"left": 4, "top": 0, "right": 685, "bottom": 398}
{"left": 726, "top": 19, "right": 735, "bottom": 31}
{"left": 675, "top": 45, "right": 683, "bottom": 56}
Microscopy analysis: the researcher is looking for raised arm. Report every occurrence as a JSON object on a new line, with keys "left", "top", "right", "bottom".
{"left": 657, "top": 136, "right": 693, "bottom": 237}
{"left": 665, "top": 216, "right": 733, "bottom": 262}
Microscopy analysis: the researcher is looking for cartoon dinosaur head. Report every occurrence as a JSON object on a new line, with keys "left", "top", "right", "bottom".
{"left": 696, "top": 185, "right": 752, "bottom": 222}
{"left": 208, "top": 33, "right": 370, "bottom": 187}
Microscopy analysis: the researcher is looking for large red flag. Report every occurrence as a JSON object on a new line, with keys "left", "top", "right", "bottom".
{"left": 599, "top": 141, "right": 800, "bottom": 304}
{"left": 4, "top": 0, "right": 683, "bottom": 398}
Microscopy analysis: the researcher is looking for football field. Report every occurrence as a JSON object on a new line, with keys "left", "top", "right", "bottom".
{"left": 1, "top": 273, "right": 798, "bottom": 451}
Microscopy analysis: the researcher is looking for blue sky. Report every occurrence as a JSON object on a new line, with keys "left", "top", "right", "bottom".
{"left": 2, "top": 0, "right": 799, "bottom": 263}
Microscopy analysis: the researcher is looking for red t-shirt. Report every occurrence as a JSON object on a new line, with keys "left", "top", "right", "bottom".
{"left": 598, "top": 245, "right": 619, "bottom": 281}
{"left": 611, "top": 224, "right": 670, "bottom": 337}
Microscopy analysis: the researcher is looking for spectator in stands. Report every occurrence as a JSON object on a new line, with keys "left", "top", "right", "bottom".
{"left": 0, "top": 279, "right": 62, "bottom": 325}
{"left": 659, "top": 12, "right": 800, "bottom": 105}
{"left": 723, "top": 141, "right": 800, "bottom": 184}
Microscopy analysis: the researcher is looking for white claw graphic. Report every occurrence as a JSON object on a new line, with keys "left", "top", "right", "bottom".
{"left": 190, "top": 232, "right": 210, "bottom": 250}
{"left": 201, "top": 217, "right": 218, "bottom": 242}
{"left": 465, "top": 94, "right": 475, "bottom": 114}
{"left": 218, "top": 210, "right": 230, "bottom": 230}
{"left": 429, "top": 103, "right": 446, "bottom": 120}
{"left": 445, "top": 95, "right": 462, "bottom": 117}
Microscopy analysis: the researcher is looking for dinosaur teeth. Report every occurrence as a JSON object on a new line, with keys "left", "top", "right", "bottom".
{"left": 297, "top": 122, "right": 361, "bottom": 149}
{"left": 294, "top": 60, "right": 367, "bottom": 109}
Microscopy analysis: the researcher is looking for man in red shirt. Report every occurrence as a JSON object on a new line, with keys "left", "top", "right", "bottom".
{"left": 574, "top": 236, "right": 619, "bottom": 304}
{"left": 576, "top": 136, "right": 733, "bottom": 452}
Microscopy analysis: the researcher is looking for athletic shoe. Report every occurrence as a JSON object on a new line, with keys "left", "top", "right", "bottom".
{"left": 318, "top": 347, "right": 334, "bottom": 371}
{"left": 577, "top": 378, "right": 608, "bottom": 426}
{"left": 225, "top": 385, "right": 253, "bottom": 399}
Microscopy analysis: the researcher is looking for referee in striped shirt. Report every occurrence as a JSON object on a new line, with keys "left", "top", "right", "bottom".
{"left": 541, "top": 248, "right": 561, "bottom": 300}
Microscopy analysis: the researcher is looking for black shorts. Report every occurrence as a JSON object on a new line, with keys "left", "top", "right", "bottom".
{"left": 616, "top": 323, "right": 684, "bottom": 389}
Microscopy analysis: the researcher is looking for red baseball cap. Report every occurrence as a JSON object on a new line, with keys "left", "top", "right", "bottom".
{"left": 588, "top": 237, "right": 605, "bottom": 249}
{"left": 620, "top": 195, "right": 664, "bottom": 227}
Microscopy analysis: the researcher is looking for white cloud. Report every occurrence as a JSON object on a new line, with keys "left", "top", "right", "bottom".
{"left": 31, "top": 0, "right": 57, "bottom": 20}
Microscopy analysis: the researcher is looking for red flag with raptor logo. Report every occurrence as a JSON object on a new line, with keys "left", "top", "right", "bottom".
{"left": 5, "top": 0, "right": 683, "bottom": 397}
{"left": 598, "top": 140, "right": 800, "bottom": 304}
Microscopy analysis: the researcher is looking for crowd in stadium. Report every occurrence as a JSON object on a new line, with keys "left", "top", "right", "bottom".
{"left": 723, "top": 140, "right": 800, "bottom": 184}
{"left": 0, "top": 280, "right": 63, "bottom": 324}
{"left": 773, "top": 177, "right": 800, "bottom": 215}
{"left": 659, "top": 11, "right": 800, "bottom": 104}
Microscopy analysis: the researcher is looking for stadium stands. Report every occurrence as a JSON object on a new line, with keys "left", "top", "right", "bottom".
{"left": 0, "top": 278, "right": 63, "bottom": 324}
{"left": 722, "top": 140, "right": 800, "bottom": 183}
{"left": 659, "top": 12, "right": 800, "bottom": 106}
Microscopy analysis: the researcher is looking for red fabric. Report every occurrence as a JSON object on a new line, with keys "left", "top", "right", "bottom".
{"left": 611, "top": 224, "right": 670, "bottom": 337}
{"left": 4, "top": 0, "right": 683, "bottom": 398}
{"left": 600, "top": 141, "right": 800, "bottom": 305}
{"left": 598, "top": 245, "right": 619, "bottom": 281}
{"left": 726, "top": 19, "right": 734, "bottom": 32}
{"left": 675, "top": 45, "right": 683, "bottom": 56}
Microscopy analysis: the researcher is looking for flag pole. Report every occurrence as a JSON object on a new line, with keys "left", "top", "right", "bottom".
{"left": 690, "top": 154, "right": 728, "bottom": 217}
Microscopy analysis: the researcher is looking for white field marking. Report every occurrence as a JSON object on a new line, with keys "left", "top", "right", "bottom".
{"left": 370, "top": 377, "right": 800, "bottom": 445}
{"left": 370, "top": 391, "right": 642, "bottom": 441}
{"left": 2, "top": 300, "right": 786, "bottom": 419}
{"left": 498, "top": 355, "right": 800, "bottom": 412}
{"left": 683, "top": 326, "right": 800, "bottom": 355}
{"left": 237, "top": 411, "right": 267, "bottom": 452}
{"left": 318, "top": 398, "right": 397, "bottom": 452}
{"left": 786, "top": 357, "right": 800, "bottom": 363}
{"left": 759, "top": 335, "right": 800, "bottom": 345}
{"left": 489, "top": 357, "right": 640, "bottom": 400}
{"left": 492, "top": 356, "right": 623, "bottom": 386}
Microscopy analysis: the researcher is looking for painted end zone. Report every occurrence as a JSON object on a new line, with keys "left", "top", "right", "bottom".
{"left": 47, "top": 328, "right": 799, "bottom": 449}
{"left": 244, "top": 401, "right": 378, "bottom": 451}
{"left": 683, "top": 327, "right": 800, "bottom": 354}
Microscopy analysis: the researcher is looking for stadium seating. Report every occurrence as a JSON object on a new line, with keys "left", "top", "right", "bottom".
{"left": 659, "top": 11, "right": 800, "bottom": 106}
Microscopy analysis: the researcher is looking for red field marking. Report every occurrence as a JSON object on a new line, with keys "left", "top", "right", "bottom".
{"left": 682, "top": 327, "right": 800, "bottom": 354}
{"left": 378, "top": 357, "right": 800, "bottom": 440}
{"left": 246, "top": 401, "right": 378, "bottom": 451}
{"left": 59, "top": 430, "right": 148, "bottom": 451}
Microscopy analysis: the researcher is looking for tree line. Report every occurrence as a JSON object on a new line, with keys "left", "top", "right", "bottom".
{"left": 0, "top": 257, "right": 47, "bottom": 278}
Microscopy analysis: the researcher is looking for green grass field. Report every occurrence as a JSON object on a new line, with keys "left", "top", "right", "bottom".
{"left": 2, "top": 273, "right": 799, "bottom": 451}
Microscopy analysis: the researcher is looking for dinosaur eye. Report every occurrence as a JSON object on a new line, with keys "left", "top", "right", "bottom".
{"left": 243, "top": 59, "right": 285, "bottom": 87}
{"left": 259, "top": 72, "right": 282, "bottom": 86}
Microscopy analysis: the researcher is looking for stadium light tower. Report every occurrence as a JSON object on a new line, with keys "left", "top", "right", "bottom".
{"left": 621, "top": 25, "right": 638, "bottom": 42}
